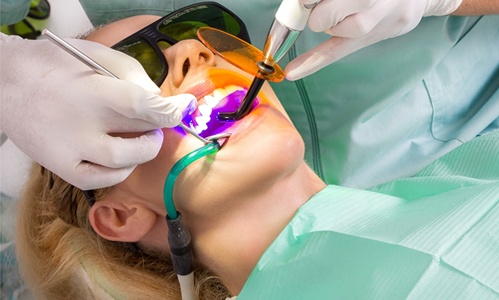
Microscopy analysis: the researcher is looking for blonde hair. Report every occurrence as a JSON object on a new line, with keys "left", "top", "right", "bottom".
{"left": 15, "top": 163, "right": 229, "bottom": 299}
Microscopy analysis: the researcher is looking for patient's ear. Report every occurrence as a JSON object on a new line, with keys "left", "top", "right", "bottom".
{"left": 89, "top": 196, "right": 156, "bottom": 242}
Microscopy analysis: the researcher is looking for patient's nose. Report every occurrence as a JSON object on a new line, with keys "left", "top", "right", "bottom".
{"left": 165, "top": 40, "right": 216, "bottom": 87}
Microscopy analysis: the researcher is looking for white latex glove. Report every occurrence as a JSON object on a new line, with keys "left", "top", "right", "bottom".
{"left": 285, "top": 0, "right": 463, "bottom": 80}
{"left": 0, "top": 33, "right": 197, "bottom": 190}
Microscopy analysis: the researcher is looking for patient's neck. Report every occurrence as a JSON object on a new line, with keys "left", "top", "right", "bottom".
{"left": 194, "top": 162, "right": 326, "bottom": 294}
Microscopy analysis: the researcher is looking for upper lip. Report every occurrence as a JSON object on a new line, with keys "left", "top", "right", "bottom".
{"left": 182, "top": 69, "right": 252, "bottom": 103}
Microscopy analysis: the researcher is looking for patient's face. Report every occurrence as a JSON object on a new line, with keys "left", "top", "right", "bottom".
{"left": 87, "top": 16, "right": 304, "bottom": 242}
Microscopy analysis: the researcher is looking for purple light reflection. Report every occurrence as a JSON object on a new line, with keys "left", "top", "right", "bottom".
{"left": 182, "top": 90, "right": 259, "bottom": 138}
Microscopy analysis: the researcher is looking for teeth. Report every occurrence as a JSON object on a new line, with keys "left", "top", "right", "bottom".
{"left": 204, "top": 94, "right": 219, "bottom": 108}
{"left": 225, "top": 85, "right": 243, "bottom": 94}
{"left": 198, "top": 104, "right": 212, "bottom": 116}
{"left": 191, "top": 85, "right": 245, "bottom": 134}
{"left": 202, "top": 85, "right": 244, "bottom": 108}
{"left": 194, "top": 114, "right": 211, "bottom": 133}
{"left": 213, "top": 88, "right": 229, "bottom": 100}
{"left": 195, "top": 123, "right": 208, "bottom": 133}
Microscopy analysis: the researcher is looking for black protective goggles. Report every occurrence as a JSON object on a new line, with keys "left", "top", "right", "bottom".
{"left": 111, "top": 2, "right": 250, "bottom": 86}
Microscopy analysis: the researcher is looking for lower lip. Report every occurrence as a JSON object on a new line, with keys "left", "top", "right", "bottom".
{"left": 182, "top": 89, "right": 259, "bottom": 138}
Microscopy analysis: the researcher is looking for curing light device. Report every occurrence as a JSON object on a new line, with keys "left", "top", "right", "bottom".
{"left": 198, "top": 0, "right": 317, "bottom": 121}
{"left": 197, "top": 27, "right": 285, "bottom": 122}
{"left": 261, "top": 0, "right": 318, "bottom": 67}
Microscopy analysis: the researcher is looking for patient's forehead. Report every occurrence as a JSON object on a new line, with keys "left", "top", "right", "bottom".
{"left": 86, "top": 15, "right": 161, "bottom": 46}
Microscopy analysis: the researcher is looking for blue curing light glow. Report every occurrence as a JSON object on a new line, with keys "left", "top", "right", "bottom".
{"left": 182, "top": 89, "right": 258, "bottom": 138}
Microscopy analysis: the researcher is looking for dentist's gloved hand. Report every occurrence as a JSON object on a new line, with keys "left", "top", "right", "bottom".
{"left": 285, "top": 0, "right": 463, "bottom": 80}
{"left": 0, "top": 33, "right": 196, "bottom": 190}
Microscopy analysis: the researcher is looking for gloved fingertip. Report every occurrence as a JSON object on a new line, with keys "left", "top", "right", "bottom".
{"left": 143, "top": 127, "right": 164, "bottom": 140}
{"left": 175, "top": 93, "right": 198, "bottom": 118}
{"left": 299, "top": 0, "right": 321, "bottom": 6}
{"left": 284, "top": 64, "right": 306, "bottom": 81}
{"left": 285, "top": 72, "right": 305, "bottom": 81}
{"left": 307, "top": 18, "right": 324, "bottom": 33}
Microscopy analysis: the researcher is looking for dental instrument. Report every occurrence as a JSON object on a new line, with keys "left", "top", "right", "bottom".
{"left": 42, "top": 29, "right": 230, "bottom": 300}
{"left": 262, "top": 0, "right": 318, "bottom": 67}
{"left": 217, "top": 75, "right": 266, "bottom": 121}
{"left": 42, "top": 29, "right": 118, "bottom": 79}
{"left": 218, "top": 0, "right": 317, "bottom": 121}
{"left": 42, "top": 29, "right": 211, "bottom": 145}
{"left": 196, "top": 27, "right": 284, "bottom": 123}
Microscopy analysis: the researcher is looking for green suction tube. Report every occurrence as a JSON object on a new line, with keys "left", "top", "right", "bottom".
{"left": 163, "top": 142, "right": 220, "bottom": 220}
{"left": 163, "top": 142, "right": 220, "bottom": 300}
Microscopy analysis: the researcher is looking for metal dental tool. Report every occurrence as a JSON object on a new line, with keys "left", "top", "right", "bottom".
{"left": 42, "top": 29, "right": 118, "bottom": 79}
{"left": 261, "top": 0, "right": 318, "bottom": 67}
{"left": 42, "top": 29, "right": 215, "bottom": 144}
{"left": 218, "top": 0, "right": 318, "bottom": 121}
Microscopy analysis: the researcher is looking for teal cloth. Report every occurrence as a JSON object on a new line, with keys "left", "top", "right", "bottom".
{"left": 0, "top": 0, "right": 31, "bottom": 25}
{"left": 79, "top": 0, "right": 499, "bottom": 188}
{"left": 238, "top": 129, "right": 499, "bottom": 299}
{"left": 0, "top": 193, "right": 30, "bottom": 299}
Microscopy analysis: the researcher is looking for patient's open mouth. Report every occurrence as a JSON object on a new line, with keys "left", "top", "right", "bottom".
{"left": 182, "top": 85, "right": 259, "bottom": 138}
